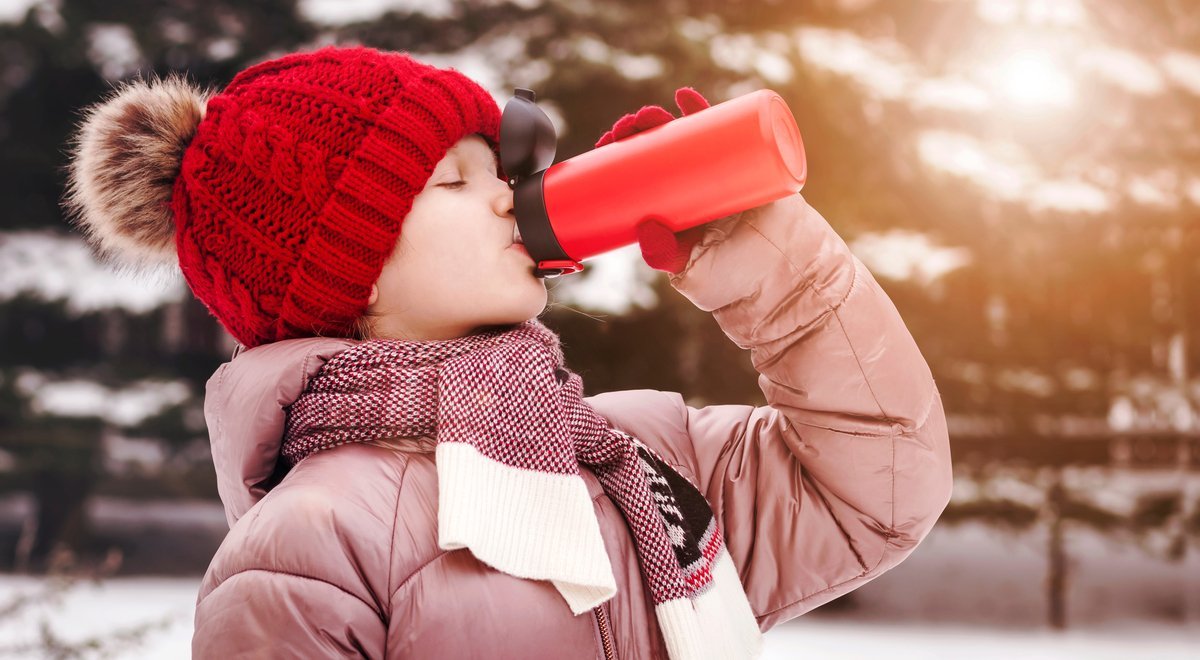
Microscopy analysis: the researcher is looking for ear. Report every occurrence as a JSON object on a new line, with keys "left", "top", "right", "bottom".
{"left": 367, "top": 283, "right": 379, "bottom": 306}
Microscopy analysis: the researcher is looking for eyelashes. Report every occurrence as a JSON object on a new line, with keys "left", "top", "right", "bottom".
{"left": 437, "top": 170, "right": 501, "bottom": 190}
{"left": 433, "top": 158, "right": 501, "bottom": 190}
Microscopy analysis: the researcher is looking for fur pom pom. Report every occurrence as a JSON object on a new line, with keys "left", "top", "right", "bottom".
{"left": 64, "top": 73, "right": 214, "bottom": 266}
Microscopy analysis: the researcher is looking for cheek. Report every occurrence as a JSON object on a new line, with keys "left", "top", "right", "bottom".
{"left": 398, "top": 203, "right": 533, "bottom": 303}
{"left": 469, "top": 250, "right": 539, "bottom": 304}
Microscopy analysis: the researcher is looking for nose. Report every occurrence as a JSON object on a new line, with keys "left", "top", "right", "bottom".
{"left": 492, "top": 176, "right": 515, "bottom": 219}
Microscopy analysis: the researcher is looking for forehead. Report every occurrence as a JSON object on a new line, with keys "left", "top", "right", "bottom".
{"left": 445, "top": 134, "right": 496, "bottom": 160}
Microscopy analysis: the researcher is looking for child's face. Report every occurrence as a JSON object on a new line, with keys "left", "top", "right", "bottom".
{"left": 364, "top": 134, "right": 548, "bottom": 340}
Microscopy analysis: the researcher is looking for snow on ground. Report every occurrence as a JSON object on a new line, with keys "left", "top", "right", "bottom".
{"left": 0, "top": 575, "right": 197, "bottom": 659}
{"left": 1, "top": 574, "right": 1197, "bottom": 659}
{"left": 2, "top": 489, "right": 1197, "bottom": 656}
{"left": 764, "top": 619, "right": 1200, "bottom": 659}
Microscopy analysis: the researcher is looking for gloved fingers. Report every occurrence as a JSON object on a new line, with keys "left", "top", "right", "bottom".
{"left": 674, "top": 87, "right": 710, "bottom": 116}
{"left": 612, "top": 105, "right": 674, "bottom": 139}
{"left": 596, "top": 92, "right": 706, "bottom": 148}
{"left": 632, "top": 105, "right": 675, "bottom": 131}
{"left": 634, "top": 219, "right": 685, "bottom": 273}
{"left": 635, "top": 218, "right": 677, "bottom": 251}
{"left": 635, "top": 218, "right": 708, "bottom": 274}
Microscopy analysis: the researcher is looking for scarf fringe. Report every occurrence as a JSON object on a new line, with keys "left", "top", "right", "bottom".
{"left": 656, "top": 552, "right": 764, "bottom": 660}
{"left": 436, "top": 442, "right": 617, "bottom": 613}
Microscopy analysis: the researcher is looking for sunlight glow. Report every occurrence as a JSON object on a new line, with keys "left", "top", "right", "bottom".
{"left": 1028, "top": 180, "right": 1109, "bottom": 214}
{"left": 976, "top": 0, "right": 1088, "bottom": 27}
{"left": 1162, "top": 50, "right": 1200, "bottom": 96}
{"left": 989, "top": 49, "right": 1075, "bottom": 107}
{"left": 795, "top": 28, "right": 910, "bottom": 100}
{"left": 917, "top": 131, "right": 1032, "bottom": 200}
{"left": 1127, "top": 172, "right": 1180, "bottom": 209}
{"left": 711, "top": 34, "right": 796, "bottom": 83}
{"left": 910, "top": 78, "right": 992, "bottom": 112}
{"left": 1080, "top": 47, "right": 1165, "bottom": 96}
{"left": 917, "top": 131, "right": 1113, "bottom": 213}
{"left": 1186, "top": 179, "right": 1200, "bottom": 207}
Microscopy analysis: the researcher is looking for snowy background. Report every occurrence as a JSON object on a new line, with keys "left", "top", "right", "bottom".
{"left": 2, "top": 573, "right": 1199, "bottom": 659}
{"left": 2, "top": 514, "right": 1198, "bottom": 658}
{"left": 2, "top": 483, "right": 1198, "bottom": 657}
{"left": 4, "top": 0, "right": 1200, "bottom": 657}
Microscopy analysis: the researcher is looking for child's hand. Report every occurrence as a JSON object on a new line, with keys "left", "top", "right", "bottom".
{"left": 594, "top": 87, "right": 709, "bottom": 147}
{"left": 595, "top": 88, "right": 714, "bottom": 274}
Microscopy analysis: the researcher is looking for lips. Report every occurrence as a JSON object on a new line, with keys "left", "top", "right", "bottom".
{"left": 509, "top": 241, "right": 533, "bottom": 260}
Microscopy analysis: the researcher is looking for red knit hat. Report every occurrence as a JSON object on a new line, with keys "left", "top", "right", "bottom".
{"left": 64, "top": 46, "right": 501, "bottom": 349}
{"left": 180, "top": 46, "right": 503, "bottom": 347}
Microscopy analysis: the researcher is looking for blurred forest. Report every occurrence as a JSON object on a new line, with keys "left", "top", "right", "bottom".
{"left": 0, "top": 0, "right": 1197, "bottom": 632}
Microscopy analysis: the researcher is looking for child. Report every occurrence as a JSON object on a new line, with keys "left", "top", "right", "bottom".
{"left": 65, "top": 45, "right": 951, "bottom": 659}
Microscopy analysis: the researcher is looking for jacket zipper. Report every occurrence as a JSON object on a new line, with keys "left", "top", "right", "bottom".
{"left": 593, "top": 605, "right": 615, "bottom": 660}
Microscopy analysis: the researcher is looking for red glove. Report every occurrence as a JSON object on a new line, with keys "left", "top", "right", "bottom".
{"left": 596, "top": 87, "right": 712, "bottom": 274}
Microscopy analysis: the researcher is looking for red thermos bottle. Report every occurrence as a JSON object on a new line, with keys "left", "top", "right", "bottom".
{"left": 501, "top": 88, "right": 807, "bottom": 277}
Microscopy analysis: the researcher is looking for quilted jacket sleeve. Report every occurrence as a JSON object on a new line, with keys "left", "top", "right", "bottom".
{"left": 637, "top": 193, "right": 952, "bottom": 631}
{"left": 191, "top": 446, "right": 403, "bottom": 659}
{"left": 192, "top": 569, "right": 386, "bottom": 658}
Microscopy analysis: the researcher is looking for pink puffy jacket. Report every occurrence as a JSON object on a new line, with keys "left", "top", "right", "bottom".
{"left": 192, "top": 193, "right": 952, "bottom": 659}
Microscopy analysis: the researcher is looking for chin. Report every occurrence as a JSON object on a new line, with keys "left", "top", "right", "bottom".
{"left": 477, "top": 291, "right": 547, "bottom": 328}
{"left": 509, "top": 298, "right": 547, "bottom": 325}
{"left": 512, "top": 282, "right": 548, "bottom": 314}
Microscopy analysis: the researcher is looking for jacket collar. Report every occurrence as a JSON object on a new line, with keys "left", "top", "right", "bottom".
{"left": 204, "top": 336, "right": 357, "bottom": 527}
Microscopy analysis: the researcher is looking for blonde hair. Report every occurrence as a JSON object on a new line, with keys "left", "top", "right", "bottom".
{"left": 348, "top": 313, "right": 376, "bottom": 341}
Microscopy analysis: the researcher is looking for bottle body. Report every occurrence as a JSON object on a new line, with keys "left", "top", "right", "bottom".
{"left": 541, "top": 89, "right": 806, "bottom": 263}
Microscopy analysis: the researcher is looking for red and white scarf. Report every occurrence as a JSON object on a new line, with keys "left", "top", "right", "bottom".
{"left": 281, "top": 319, "right": 762, "bottom": 659}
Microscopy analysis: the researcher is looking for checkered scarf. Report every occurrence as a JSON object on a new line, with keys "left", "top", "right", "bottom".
{"left": 281, "top": 318, "right": 761, "bottom": 659}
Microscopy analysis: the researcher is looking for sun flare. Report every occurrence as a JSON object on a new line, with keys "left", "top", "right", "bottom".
{"left": 989, "top": 49, "right": 1075, "bottom": 107}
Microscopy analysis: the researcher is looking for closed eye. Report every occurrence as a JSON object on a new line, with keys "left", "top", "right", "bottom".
{"left": 438, "top": 180, "right": 467, "bottom": 189}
